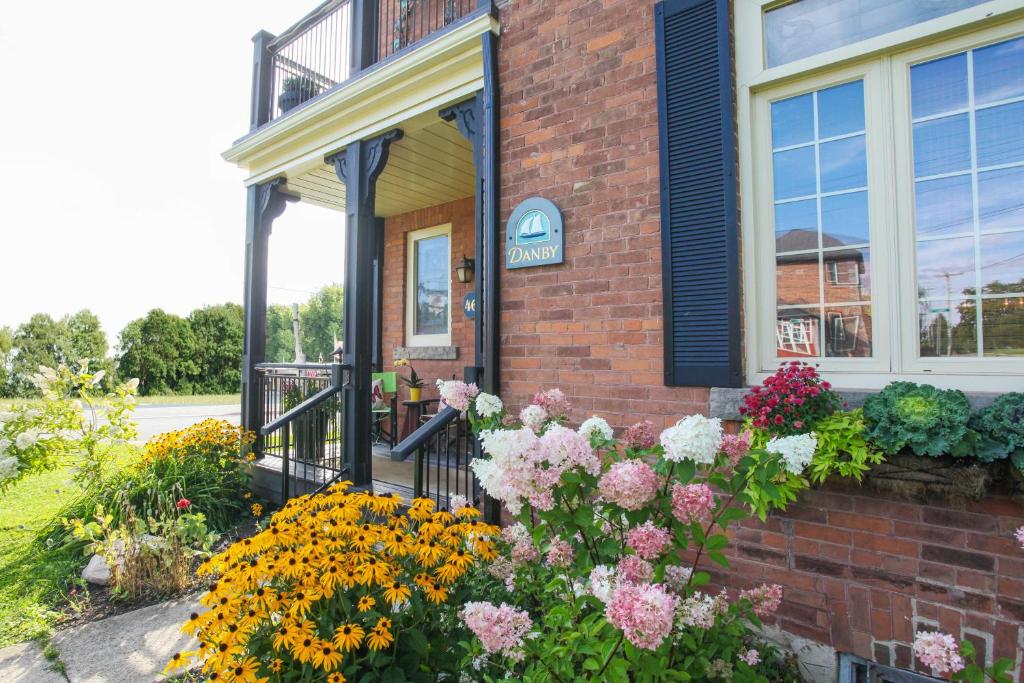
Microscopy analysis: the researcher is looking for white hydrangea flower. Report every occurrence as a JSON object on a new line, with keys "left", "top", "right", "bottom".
{"left": 660, "top": 414, "right": 723, "bottom": 464}
{"left": 126, "top": 378, "right": 140, "bottom": 391}
{"left": 0, "top": 455, "right": 18, "bottom": 481}
{"left": 0, "top": 438, "right": 10, "bottom": 456}
{"left": 578, "top": 416, "right": 613, "bottom": 441}
{"left": 588, "top": 565, "right": 616, "bottom": 604}
{"left": 449, "top": 494, "right": 469, "bottom": 512}
{"left": 766, "top": 433, "right": 818, "bottom": 474}
{"left": 15, "top": 431, "right": 38, "bottom": 450}
{"left": 519, "top": 404, "right": 547, "bottom": 433}
{"left": 475, "top": 392, "right": 503, "bottom": 418}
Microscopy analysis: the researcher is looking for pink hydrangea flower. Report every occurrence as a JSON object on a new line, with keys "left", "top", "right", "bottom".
{"left": 739, "top": 583, "right": 783, "bottom": 617}
{"left": 598, "top": 459, "right": 661, "bottom": 510}
{"left": 671, "top": 482, "right": 715, "bottom": 525}
{"left": 720, "top": 430, "right": 752, "bottom": 465}
{"left": 502, "top": 522, "right": 540, "bottom": 565}
{"left": 616, "top": 555, "right": 654, "bottom": 585}
{"left": 605, "top": 582, "right": 678, "bottom": 650}
{"left": 461, "top": 601, "right": 533, "bottom": 660}
{"left": 623, "top": 420, "right": 657, "bottom": 450}
{"left": 532, "top": 388, "right": 571, "bottom": 419}
{"left": 739, "top": 649, "right": 761, "bottom": 666}
{"left": 1015, "top": 526, "right": 1024, "bottom": 550}
{"left": 626, "top": 522, "right": 672, "bottom": 560}
{"left": 913, "top": 631, "right": 964, "bottom": 676}
{"left": 545, "top": 538, "right": 574, "bottom": 568}
{"left": 663, "top": 564, "right": 693, "bottom": 594}
{"left": 437, "top": 379, "right": 479, "bottom": 412}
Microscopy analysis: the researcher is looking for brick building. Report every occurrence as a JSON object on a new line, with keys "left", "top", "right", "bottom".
{"left": 225, "top": 0, "right": 1024, "bottom": 679}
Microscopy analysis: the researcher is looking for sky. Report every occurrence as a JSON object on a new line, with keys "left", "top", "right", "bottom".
{"left": 0, "top": 2, "right": 345, "bottom": 349}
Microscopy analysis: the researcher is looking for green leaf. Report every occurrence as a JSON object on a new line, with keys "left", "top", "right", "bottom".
{"left": 583, "top": 658, "right": 600, "bottom": 671}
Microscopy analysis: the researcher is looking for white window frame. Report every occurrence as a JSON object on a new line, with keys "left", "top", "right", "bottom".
{"left": 737, "top": 0, "right": 1024, "bottom": 391}
{"left": 405, "top": 223, "right": 452, "bottom": 347}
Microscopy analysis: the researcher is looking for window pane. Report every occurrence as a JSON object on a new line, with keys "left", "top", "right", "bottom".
{"left": 824, "top": 247, "right": 870, "bottom": 300}
{"left": 825, "top": 305, "right": 872, "bottom": 358}
{"left": 772, "top": 94, "right": 814, "bottom": 148}
{"left": 916, "top": 237, "right": 975, "bottom": 299}
{"left": 979, "top": 232, "right": 1024, "bottom": 294}
{"left": 414, "top": 235, "right": 449, "bottom": 336}
{"left": 979, "top": 167, "right": 1024, "bottom": 232}
{"left": 975, "top": 101, "right": 1024, "bottom": 168}
{"left": 910, "top": 37, "right": 1024, "bottom": 361}
{"left": 818, "top": 81, "right": 865, "bottom": 138}
{"left": 770, "top": 79, "right": 871, "bottom": 360}
{"left": 776, "top": 310, "right": 821, "bottom": 358}
{"left": 912, "top": 115, "right": 971, "bottom": 177}
{"left": 773, "top": 147, "right": 817, "bottom": 199}
{"left": 822, "top": 191, "right": 869, "bottom": 245}
{"left": 910, "top": 52, "right": 968, "bottom": 119}
{"left": 775, "top": 199, "right": 818, "bottom": 244}
{"left": 764, "top": 0, "right": 989, "bottom": 68}
{"left": 776, "top": 255, "right": 820, "bottom": 306}
{"left": 915, "top": 175, "right": 974, "bottom": 237}
{"left": 919, "top": 299, "right": 977, "bottom": 357}
{"left": 820, "top": 136, "right": 867, "bottom": 192}
{"left": 982, "top": 297, "right": 1024, "bottom": 356}
{"left": 973, "top": 36, "right": 1024, "bottom": 106}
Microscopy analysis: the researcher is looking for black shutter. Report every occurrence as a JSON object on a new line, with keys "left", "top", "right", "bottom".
{"left": 655, "top": 0, "right": 741, "bottom": 388}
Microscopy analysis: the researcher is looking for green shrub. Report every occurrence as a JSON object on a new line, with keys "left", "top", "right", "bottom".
{"left": 863, "top": 382, "right": 973, "bottom": 457}
{"left": 970, "top": 392, "right": 1024, "bottom": 465}
{"left": 807, "top": 409, "right": 884, "bottom": 483}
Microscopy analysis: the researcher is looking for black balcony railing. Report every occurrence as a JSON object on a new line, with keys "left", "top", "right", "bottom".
{"left": 252, "top": 0, "right": 482, "bottom": 128}
{"left": 255, "top": 363, "right": 346, "bottom": 499}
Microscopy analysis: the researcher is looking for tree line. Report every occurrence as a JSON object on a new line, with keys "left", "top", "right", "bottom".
{"left": 0, "top": 284, "right": 342, "bottom": 397}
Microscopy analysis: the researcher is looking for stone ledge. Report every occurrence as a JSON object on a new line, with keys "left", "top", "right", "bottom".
{"left": 709, "top": 387, "right": 1001, "bottom": 421}
{"left": 393, "top": 346, "right": 458, "bottom": 361}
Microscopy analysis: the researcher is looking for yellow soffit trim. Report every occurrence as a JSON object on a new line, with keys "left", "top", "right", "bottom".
{"left": 223, "top": 12, "right": 499, "bottom": 185}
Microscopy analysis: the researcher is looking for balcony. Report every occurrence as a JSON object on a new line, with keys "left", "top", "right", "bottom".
{"left": 250, "top": 0, "right": 488, "bottom": 131}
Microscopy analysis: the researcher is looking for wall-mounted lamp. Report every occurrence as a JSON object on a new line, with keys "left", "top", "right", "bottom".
{"left": 455, "top": 255, "right": 475, "bottom": 284}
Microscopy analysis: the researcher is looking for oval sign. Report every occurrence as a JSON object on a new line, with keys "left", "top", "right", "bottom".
{"left": 505, "top": 197, "right": 563, "bottom": 270}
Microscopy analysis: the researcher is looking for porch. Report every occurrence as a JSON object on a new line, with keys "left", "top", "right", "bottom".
{"left": 223, "top": 0, "right": 500, "bottom": 513}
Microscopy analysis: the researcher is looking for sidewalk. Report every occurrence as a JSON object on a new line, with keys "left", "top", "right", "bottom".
{"left": 0, "top": 594, "right": 200, "bottom": 683}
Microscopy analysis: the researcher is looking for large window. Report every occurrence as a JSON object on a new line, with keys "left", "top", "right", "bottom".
{"left": 741, "top": 5, "right": 1024, "bottom": 390}
{"left": 406, "top": 224, "right": 451, "bottom": 347}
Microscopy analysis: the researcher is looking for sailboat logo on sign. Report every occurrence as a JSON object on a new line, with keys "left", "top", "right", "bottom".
{"left": 506, "top": 197, "right": 564, "bottom": 270}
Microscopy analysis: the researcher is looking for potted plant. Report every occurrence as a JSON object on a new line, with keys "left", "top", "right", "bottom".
{"left": 278, "top": 76, "right": 321, "bottom": 114}
{"left": 394, "top": 358, "right": 424, "bottom": 401}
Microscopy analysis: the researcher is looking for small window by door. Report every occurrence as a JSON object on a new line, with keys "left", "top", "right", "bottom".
{"left": 406, "top": 224, "right": 451, "bottom": 347}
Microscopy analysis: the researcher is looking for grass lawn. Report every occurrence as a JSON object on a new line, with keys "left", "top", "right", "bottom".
{"left": 0, "top": 447, "right": 136, "bottom": 648}
{"left": 1, "top": 393, "right": 240, "bottom": 409}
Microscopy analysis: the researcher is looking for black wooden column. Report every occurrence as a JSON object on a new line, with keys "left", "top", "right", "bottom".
{"left": 327, "top": 129, "right": 403, "bottom": 487}
{"left": 241, "top": 178, "right": 295, "bottom": 436}
{"left": 440, "top": 97, "right": 484, "bottom": 376}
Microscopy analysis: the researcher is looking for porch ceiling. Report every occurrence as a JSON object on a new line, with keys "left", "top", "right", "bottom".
{"left": 283, "top": 116, "right": 474, "bottom": 217}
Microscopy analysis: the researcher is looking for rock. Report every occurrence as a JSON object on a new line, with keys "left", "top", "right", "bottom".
{"left": 82, "top": 554, "right": 110, "bottom": 586}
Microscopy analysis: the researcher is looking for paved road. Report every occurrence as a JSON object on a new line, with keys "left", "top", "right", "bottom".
{"left": 132, "top": 403, "right": 241, "bottom": 442}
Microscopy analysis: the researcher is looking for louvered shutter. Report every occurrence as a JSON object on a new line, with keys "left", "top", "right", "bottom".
{"left": 655, "top": 0, "right": 742, "bottom": 388}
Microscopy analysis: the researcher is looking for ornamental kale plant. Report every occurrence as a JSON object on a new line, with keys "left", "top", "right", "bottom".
{"left": 863, "top": 382, "right": 973, "bottom": 458}
{"left": 969, "top": 393, "right": 1024, "bottom": 465}
{"left": 444, "top": 382, "right": 808, "bottom": 683}
{"left": 740, "top": 361, "right": 841, "bottom": 435}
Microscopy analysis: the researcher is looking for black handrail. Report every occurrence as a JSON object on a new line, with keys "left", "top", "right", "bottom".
{"left": 261, "top": 385, "right": 343, "bottom": 435}
{"left": 255, "top": 362, "right": 334, "bottom": 372}
{"left": 390, "top": 405, "right": 460, "bottom": 458}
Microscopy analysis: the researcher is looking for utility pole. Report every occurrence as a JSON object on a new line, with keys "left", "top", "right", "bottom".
{"left": 291, "top": 303, "right": 305, "bottom": 364}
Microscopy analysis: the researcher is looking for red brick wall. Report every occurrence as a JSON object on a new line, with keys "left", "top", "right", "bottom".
{"left": 382, "top": 197, "right": 475, "bottom": 425}
{"left": 497, "top": 0, "right": 708, "bottom": 429}
{"left": 721, "top": 487, "right": 1024, "bottom": 678}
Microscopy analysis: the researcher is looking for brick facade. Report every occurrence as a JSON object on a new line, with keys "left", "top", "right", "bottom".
{"left": 724, "top": 488, "right": 1024, "bottom": 678}
{"left": 382, "top": 197, "right": 476, "bottom": 425}
{"left": 496, "top": 0, "right": 707, "bottom": 428}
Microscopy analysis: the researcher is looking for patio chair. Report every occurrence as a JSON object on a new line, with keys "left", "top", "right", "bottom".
{"left": 371, "top": 372, "right": 398, "bottom": 448}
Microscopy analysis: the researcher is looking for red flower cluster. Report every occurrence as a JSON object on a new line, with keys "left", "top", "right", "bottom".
{"left": 739, "top": 361, "right": 840, "bottom": 435}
